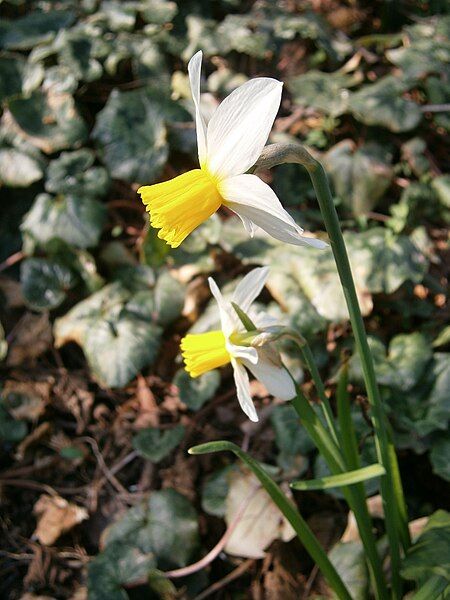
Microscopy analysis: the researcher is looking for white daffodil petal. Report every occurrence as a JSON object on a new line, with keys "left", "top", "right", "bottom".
{"left": 236, "top": 212, "right": 257, "bottom": 236}
{"left": 244, "top": 354, "right": 295, "bottom": 401}
{"left": 231, "top": 358, "right": 258, "bottom": 422}
{"left": 206, "top": 78, "right": 282, "bottom": 178}
{"left": 208, "top": 276, "right": 235, "bottom": 336}
{"left": 228, "top": 343, "right": 258, "bottom": 364}
{"left": 232, "top": 266, "right": 269, "bottom": 313}
{"left": 188, "top": 51, "right": 207, "bottom": 168}
{"left": 221, "top": 174, "right": 328, "bottom": 249}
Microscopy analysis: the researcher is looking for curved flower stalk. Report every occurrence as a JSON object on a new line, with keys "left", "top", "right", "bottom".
{"left": 181, "top": 267, "right": 295, "bottom": 422}
{"left": 138, "top": 51, "right": 326, "bottom": 250}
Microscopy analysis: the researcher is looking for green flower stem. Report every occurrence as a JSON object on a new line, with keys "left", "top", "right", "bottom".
{"left": 306, "top": 160, "right": 408, "bottom": 598}
{"left": 189, "top": 441, "right": 353, "bottom": 600}
{"left": 299, "top": 342, "right": 339, "bottom": 445}
{"left": 291, "top": 383, "right": 389, "bottom": 600}
{"left": 256, "top": 144, "right": 411, "bottom": 598}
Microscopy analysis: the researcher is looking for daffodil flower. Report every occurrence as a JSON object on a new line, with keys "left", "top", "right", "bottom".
{"left": 138, "top": 51, "right": 327, "bottom": 250}
{"left": 181, "top": 267, "right": 295, "bottom": 422}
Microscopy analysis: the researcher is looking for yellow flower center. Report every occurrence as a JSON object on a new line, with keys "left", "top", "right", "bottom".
{"left": 181, "top": 330, "right": 231, "bottom": 378}
{"left": 138, "top": 169, "right": 222, "bottom": 248}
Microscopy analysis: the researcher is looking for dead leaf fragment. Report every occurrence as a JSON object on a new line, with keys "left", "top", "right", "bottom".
{"left": 3, "top": 380, "right": 50, "bottom": 421}
{"left": 225, "top": 467, "right": 296, "bottom": 559}
{"left": 7, "top": 313, "right": 52, "bottom": 366}
{"left": 33, "top": 494, "right": 88, "bottom": 545}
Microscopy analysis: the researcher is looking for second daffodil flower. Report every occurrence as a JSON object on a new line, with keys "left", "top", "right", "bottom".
{"left": 138, "top": 51, "right": 327, "bottom": 250}
{"left": 181, "top": 267, "right": 296, "bottom": 422}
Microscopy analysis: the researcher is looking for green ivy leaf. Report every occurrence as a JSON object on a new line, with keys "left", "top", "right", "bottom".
{"left": 6, "top": 90, "right": 88, "bottom": 154}
{"left": 92, "top": 87, "right": 168, "bottom": 183}
{"left": 0, "top": 53, "right": 25, "bottom": 102}
{"left": 387, "top": 38, "right": 450, "bottom": 81}
{"left": 0, "top": 10, "right": 76, "bottom": 50}
{"left": 154, "top": 271, "right": 185, "bottom": 327}
{"left": 21, "top": 257, "right": 77, "bottom": 311}
{"left": 270, "top": 404, "right": 315, "bottom": 473}
{"left": 132, "top": 425, "right": 185, "bottom": 462}
{"left": 323, "top": 140, "right": 394, "bottom": 215}
{"left": 288, "top": 70, "right": 354, "bottom": 117}
{"left": 201, "top": 465, "right": 235, "bottom": 517}
{"left": 21, "top": 193, "right": 107, "bottom": 249}
{"left": 430, "top": 434, "right": 450, "bottom": 482}
{"left": 45, "top": 149, "right": 110, "bottom": 198}
{"left": 88, "top": 541, "right": 154, "bottom": 600}
{"left": 54, "top": 282, "right": 162, "bottom": 387}
{"left": 348, "top": 75, "right": 422, "bottom": 132}
{"left": 0, "top": 148, "right": 43, "bottom": 187}
{"left": 103, "top": 488, "right": 200, "bottom": 570}
{"left": 53, "top": 29, "right": 103, "bottom": 83}
{"left": 401, "top": 510, "right": 450, "bottom": 585}
{"left": 0, "top": 404, "right": 27, "bottom": 443}
{"left": 173, "top": 368, "right": 220, "bottom": 411}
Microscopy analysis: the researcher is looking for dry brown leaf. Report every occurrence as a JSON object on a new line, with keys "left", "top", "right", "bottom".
{"left": 341, "top": 494, "right": 384, "bottom": 542}
{"left": 134, "top": 374, "right": 159, "bottom": 428}
{"left": 53, "top": 374, "right": 94, "bottom": 434}
{"left": 160, "top": 453, "right": 198, "bottom": 501}
{"left": 3, "top": 380, "right": 50, "bottom": 421}
{"left": 225, "top": 467, "right": 296, "bottom": 559}
{"left": 33, "top": 494, "right": 88, "bottom": 545}
{"left": 7, "top": 313, "right": 52, "bottom": 366}
{"left": 408, "top": 516, "right": 428, "bottom": 540}
{"left": 0, "top": 276, "right": 24, "bottom": 308}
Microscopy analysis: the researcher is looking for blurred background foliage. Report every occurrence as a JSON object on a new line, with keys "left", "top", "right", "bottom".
{"left": 0, "top": 0, "right": 449, "bottom": 598}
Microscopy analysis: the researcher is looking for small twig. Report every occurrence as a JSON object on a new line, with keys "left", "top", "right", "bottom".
{"left": 421, "top": 103, "right": 450, "bottom": 113}
{"left": 0, "top": 251, "right": 24, "bottom": 273}
{"left": 302, "top": 563, "right": 320, "bottom": 600}
{"left": 0, "top": 478, "right": 59, "bottom": 497}
{"left": 193, "top": 559, "right": 254, "bottom": 600}
{"left": 79, "top": 437, "right": 129, "bottom": 496}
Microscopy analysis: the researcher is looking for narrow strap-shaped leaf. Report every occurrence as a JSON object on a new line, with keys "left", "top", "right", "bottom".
{"left": 298, "top": 341, "right": 339, "bottom": 446}
{"left": 336, "top": 362, "right": 361, "bottom": 471}
{"left": 231, "top": 301, "right": 257, "bottom": 331}
{"left": 189, "top": 441, "right": 353, "bottom": 600}
{"left": 291, "top": 464, "right": 385, "bottom": 490}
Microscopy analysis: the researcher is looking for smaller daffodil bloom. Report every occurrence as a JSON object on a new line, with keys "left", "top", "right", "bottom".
{"left": 138, "top": 51, "right": 327, "bottom": 250}
{"left": 181, "top": 267, "right": 295, "bottom": 422}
